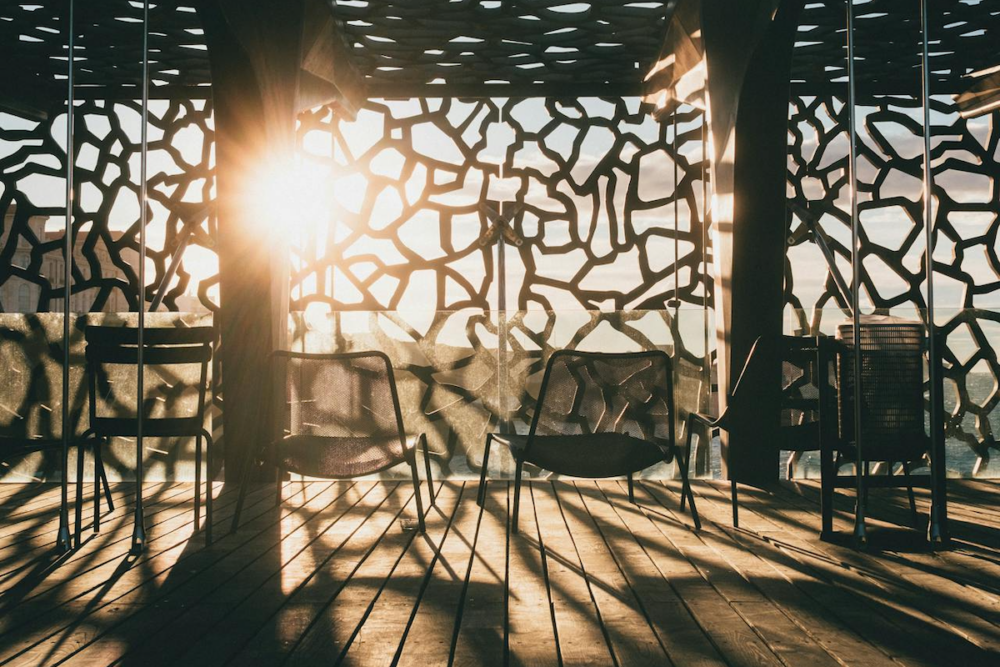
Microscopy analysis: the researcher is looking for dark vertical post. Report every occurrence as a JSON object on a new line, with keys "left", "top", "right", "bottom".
{"left": 197, "top": 0, "right": 302, "bottom": 482}
{"left": 703, "top": 0, "right": 803, "bottom": 487}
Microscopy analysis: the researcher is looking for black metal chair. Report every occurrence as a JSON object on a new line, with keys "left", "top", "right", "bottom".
{"left": 230, "top": 350, "right": 434, "bottom": 534}
{"left": 688, "top": 335, "right": 846, "bottom": 531}
{"left": 0, "top": 436, "right": 110, "bottom": 504}
{"left": 82, "top": 325, "right": 214, "bottom": 545}
{"left": 480, "top": 350, "right": 700, "bottom": 533}
{"left": 831, "top": 318, "right": 943, "bottom": 545}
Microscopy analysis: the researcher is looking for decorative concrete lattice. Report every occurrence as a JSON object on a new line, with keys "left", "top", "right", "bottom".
{"left": 326, "top": 0, "right": 671, "bottom": 91}
{"left": 0, "top": 0, "right": 211, "bottom": 98}
{"left": 0, "top": 98, "right": 218, "bottom": 315}
{"left": 785, "top": 93, "right": 1000, "bottom": 473}
{"left": 293, "top": 97, "right": 710, "bottom": 315}
{"left": 792, "top": 0, "right": 1000, "bottom": 96}
{"left": 289, "top": 97, "right": 713, "bottom": 476}
{"left": 6, "top": 1, "right": 999, "bottom": 99}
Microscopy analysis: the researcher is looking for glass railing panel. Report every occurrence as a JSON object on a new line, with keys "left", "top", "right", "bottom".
{"left": 289, "top": 308, "right": 714, "bottom": 479}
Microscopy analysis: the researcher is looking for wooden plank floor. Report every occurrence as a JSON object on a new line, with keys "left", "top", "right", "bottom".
{"left": 0, "top": 478, "right": 998, "bottom": 666}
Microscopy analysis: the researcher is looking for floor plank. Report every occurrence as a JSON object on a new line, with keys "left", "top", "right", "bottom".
{"left": 0, "top": 480, "right": 996, "bottom": 667}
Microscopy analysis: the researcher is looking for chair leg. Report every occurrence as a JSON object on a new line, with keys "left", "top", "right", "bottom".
{"left": 409, "top": 454, "right": 426, "bottom": 533}
{"left": 627, "top": 474, "right": 635, "bottom": 504}
{"left": 478, "top": 434, "right": 493, "bottom": 508}
{"left": 901, "top": 461, "right": 919, "bottom": 528}
{"left": 93, "top": 442, "right": 101, "bottom": 533}
{"left": 421, "top": 434, "right": 435, "bottom": 507}
{"left": 862, "top": 461, "right": 870, "bottom": 511}
{"left": 680, "top": 424, "right": 694, "bottom": 512}
{"left": 731, "top": 479, "right": 739, "bottom": 528}
{"left": 75, "top": 440, "right": 85, "bottom": 547}
{"left": 820, "top": 442, "right": 834, "bottom": 540}
{"left": 96, "top": 443, "right": 113, "bottom": 511}
{"left": 194, "top": 434, "right": 203, "bottom": 533}
{"left": 230, "top": 443, "right": 258, "bottom": 534}
{"left": 786, "top": 451, "right": 801, "bottom": 480}
{"left": 204, "top": 430, "right": 214, "bottom": 546}
{"left": 275, "top": 463, "right": 283, "bottom": 508}
{"left": 853, "top": 460, "right": 868, "bottom": 549}
{"left": 677, "top": 449, "right": 701, "bottom": 531}
{"left": 511, "top": 459, "right": 524, "bottom": 535}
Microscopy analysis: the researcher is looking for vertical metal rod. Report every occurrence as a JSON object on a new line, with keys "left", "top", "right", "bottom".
{"left": 920, "top": 0, "right": 947, "bottom": 544}
{"left": 671, "top": 111, "right": 682, "bottom": 471}
{"left": 845, "top": 0, "right": 867, "bottom": 546}
{"left": 56, "top": 0, "right": 76, "bottom": 553}
{"left": 673, "top": 112, "right": 680, "bottom": 316}
{"left": 130, "top": 0, "right": 150, "bottom": 556}
{"left": 701, "top": 116, "right": 710, "bottom": 427}
{"left": 497, "top": 101, "right": 509, "bottom": 437}
{"left": 497, "top": 215, "right": 508, "bottom": 435}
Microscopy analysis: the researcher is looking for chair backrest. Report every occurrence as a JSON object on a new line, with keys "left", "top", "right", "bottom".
{"left": 780, "top": 335, "right": 825, "bottom": 428}
{"left": 525, "top": 349, "right": 675, "bottom": 451}
{"left": 273, "top": 350, "right": 406, "bottom": 445}
{"left": 85, "top": 326, "right": 213, "bottom": 433}
{"left": 836, "top": 319, "right": 927, "bottom": 460}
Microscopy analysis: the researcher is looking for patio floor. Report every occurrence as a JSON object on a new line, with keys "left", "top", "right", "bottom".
{"left": 0, "top": 476, "right": 998, "bottom": 666}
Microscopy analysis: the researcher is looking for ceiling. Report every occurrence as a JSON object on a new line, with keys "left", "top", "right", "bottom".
{"left": 1, "top": 0, "right": 998, "bottom": 104}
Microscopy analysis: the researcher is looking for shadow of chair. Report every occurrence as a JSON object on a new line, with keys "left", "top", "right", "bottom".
{"left": 480, "top": 349, "right": 700, "bottom": 533}
{"left": 229, "top": 350, "right": 433, "bottom": 534}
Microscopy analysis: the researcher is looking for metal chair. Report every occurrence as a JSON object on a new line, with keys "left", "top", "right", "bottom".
{"left": 832, "top": 317, "right": 943, "bottom": 545}
{"left": 0, "top": 435, "right": 111, "bottom": 505}
{"left": 230, "top": 350, "right": 434, "bottom": 534}
{"left": 480, "top": 350, "right": 700, "bottom": 533}
{"left": 688, "top": 335, "right": 844, "bottom": 532}
{"left": 82, "top": 325, "right": 215, "bottom": 546}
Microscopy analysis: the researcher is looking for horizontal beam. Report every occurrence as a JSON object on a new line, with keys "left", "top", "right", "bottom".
{"left": 60, "top": 80, "right": 968, "bottom": 103}
{"left": 364, "top": 81, "right": 646, "bottom": 99}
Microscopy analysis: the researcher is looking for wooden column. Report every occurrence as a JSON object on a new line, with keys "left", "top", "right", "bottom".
{"left": 703, "top": 0, "right": 802, "bottom": 486}
{"left": 197, "top": 0, "right": 363, "bottom": 481}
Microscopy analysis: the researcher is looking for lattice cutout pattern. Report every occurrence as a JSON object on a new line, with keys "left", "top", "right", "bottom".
{"left": 3, "top": 89, "right": 999, "bottom": 474}
{"left": 785, "top": 94, "right": 1000, "bottom": 472}
{"left": 292, "top": 97, "right": 711, "bottom": 314}
{"left": 0, "top": 99, "right": 218, "bottom": 315}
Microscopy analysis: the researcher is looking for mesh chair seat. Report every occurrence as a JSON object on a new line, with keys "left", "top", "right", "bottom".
{"left": 231, "top": 350, "right": 434, "bottom": 534}
{"left": 1, "top": 436, "right": 67, "bottom": 457}
{"left": 277, "top": 434, "right": 415, "bottom": 479}
{"left": 89, "top": 417, "right": 206, "bottom": 438}
{"left": 494, "top": 432, "right": 667, "bottom": 479}
{"left": 480, "top": 350, "right": 701, "bottom": 532}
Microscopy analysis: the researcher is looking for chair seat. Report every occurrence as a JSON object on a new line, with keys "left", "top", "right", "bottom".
{"left": 276, "top": 434, "right": 416, "bottom": 479}
{"left": 837, "top": 439, "right": 928, "bottom": 464}
{"left": 0, "top": 435, "right": 103, "bottom": 457}
{"left": 780, "top": 421, "right": 821, "bottom": 452}
{"left": 91, "top": 417, "right": 206, "bottom": 438}
{"left": 491, "top": 432, "right": 667, "bottom": 478}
